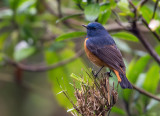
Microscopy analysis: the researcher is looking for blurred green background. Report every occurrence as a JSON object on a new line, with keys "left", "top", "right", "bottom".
{"left": 0, "top": 0, "right": 160, "bottom": 116}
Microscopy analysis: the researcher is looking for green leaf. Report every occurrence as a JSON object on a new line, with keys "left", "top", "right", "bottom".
{"left": 70, "top": 73, "right": 84, "bottom": 83}
{"left": 17, "top": 0, "right": 36, "bottom": 14}
{"left": 117, "top": 0, "right": 132, "bottom": 16}
{"left": 140, "top": 6, "right": 156, "bottom": 23}
{"left": 127, "top": 55, "right": 150, "bottom": 84}
{"left": 0, "top": 53, "right": 4, "bottom": 62}
{"left": 118, "top": 0, "right": 129, "bottom": 10}
{"left": 84, "top": 4, "right": 100, "bottom": 21}
{"left": 143, "top": 65, "right": 160, "bottom": 93}
{"left": 0, "top": 32, "right": 9, "bottom": 50}
{"left": 155, "top": 45, "right": 160, "bottom": 55}
{"left": 123, "top": 55, "right": 150, "bottom": 102}
{"left": 112, "top": 106, "right": 126, "bottom": 115}
{"left": 56, "top": 32, "right": 86, "bottom": 41}
{"left": 111, "top": 31, "right": 139, "bottom": 42}
{"left": 14, "top": 46, "right": 36, "bottom": 62}
{"left": 98, "top": 5, "right": 111, "bottom": 24}
{"left": 56, "top": 13, "right": 83, "bottom": 23}
{"left": 109, "top": 0, "right": 116, "bottom": 8}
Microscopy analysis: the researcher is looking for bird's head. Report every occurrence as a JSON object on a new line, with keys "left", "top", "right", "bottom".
{"left": 82, "top": 22, "right": 107, "bottom": 37}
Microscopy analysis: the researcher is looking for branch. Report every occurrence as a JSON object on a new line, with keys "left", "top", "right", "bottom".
{"left": 41, "top": 0, "right": 80, "bottom": 30}
{"left": 57, "top": 0, "right": 63, "bottom": 17}
{"left": 128, "top": 0, "right": 160, "bottom": 64}
{"left": 76, "top": 3, "right": 84, "bottom": 11}
{"left": 138, "top": 0, "right": 148, "bottom": 8}
{"left": 132, "top": 84, "right": 160, "bottom": 101}
{"left": 152, "top": 0, "right": 160, "bottom": 19}
{"left": 41, "top": 0, "right": 57, "bottom": 16}
{"left": 5, "top": 49, "right": 84, "bottom": 72}
{"left": 130, "top": 25, "right": 160, "bottom": 64}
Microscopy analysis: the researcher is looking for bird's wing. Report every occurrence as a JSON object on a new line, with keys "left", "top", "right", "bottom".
{"left": 86, "top": 42, "right": 125, "bottom": 73}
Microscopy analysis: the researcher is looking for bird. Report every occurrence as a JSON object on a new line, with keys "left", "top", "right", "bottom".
{"left": 82, "top": 22, "right": 132, "bottom": 89}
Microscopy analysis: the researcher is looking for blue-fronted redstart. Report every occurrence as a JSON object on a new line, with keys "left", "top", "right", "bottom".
{"left": 82, "top": 22, "right": 132, "bottom": 89}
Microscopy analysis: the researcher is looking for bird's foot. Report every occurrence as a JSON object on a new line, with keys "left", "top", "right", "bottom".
{"left": 104, "top": 71, "right": 112, "bottom": 77}
{"left": 92, "top": 69, "right": 98, "bottom": 78}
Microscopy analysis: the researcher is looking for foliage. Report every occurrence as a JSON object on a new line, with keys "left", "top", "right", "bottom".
{"left": 0, "top": 0, "right": 160, "bottom": 116}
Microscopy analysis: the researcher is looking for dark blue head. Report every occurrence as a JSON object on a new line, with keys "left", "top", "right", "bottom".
{"left": 82, "top": 22, "right": 108, "bottom": 37}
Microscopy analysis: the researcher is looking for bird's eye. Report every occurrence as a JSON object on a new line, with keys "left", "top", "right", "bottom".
{"left": 93, "top": 27, "right": 96, "bottom": 29}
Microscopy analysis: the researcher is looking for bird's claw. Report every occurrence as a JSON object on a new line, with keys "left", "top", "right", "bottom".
{"left": 104, "top": 71, "right": 113, "bottom": 77}
{"left": 92, "top": 69, "right": 98, "bottom": 78}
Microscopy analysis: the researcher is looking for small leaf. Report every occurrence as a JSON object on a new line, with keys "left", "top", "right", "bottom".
{"left": 155, "top": 45, "right": 160, "bottom": 55}
{"left": 0, "top": 32, "right": 9, "bottom": 50}
{"left": 56, "top": 13, "right": 83, "bottom": 23}
{"left": 14, "top": 46, "right": 36, "bottom": 62}
{"left": 67, "top": 108, "right": 75, "bottom": 112}
{"left": 111, "top": 31, "right": 139, "bottom": 42}
{"left": 0, "top": 53, "right": 4, "bottom": 62}
{"left": 98, "top": 5, "right": 111, "bottom": 24}
{"left": 70, "top": 73, "right": 84, "bottom": 83}
{"left": 112, "top": 106, "right": 126, "bottom": 115}
{"left": 56, "top": 32, "right": 86, "bottom": 41}
{"left": 117, "top": 0, "right": 132, "bottom": 16}
{"left": 57, "top": 90, "right": 66, "bottom": 95}
{"left": 109, "top": 0, "right": 116, "bottom": 8}
{"left": 84, "top": 4, "right": 100, "bottom": 21}
{"left": 17, "top": 0, "right": 36, "bottom": 14}
{"left": 140, "top": 6, "right": 157, "bottom": 23}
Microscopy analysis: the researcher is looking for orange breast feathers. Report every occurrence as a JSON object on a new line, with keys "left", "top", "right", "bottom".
{"left": 84, "top": 38, "right": 105, "bottom": 67}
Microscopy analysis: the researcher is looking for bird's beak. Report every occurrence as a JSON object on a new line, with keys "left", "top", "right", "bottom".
{"left": 82, "top": 24, "right": 87, "bottom": 28}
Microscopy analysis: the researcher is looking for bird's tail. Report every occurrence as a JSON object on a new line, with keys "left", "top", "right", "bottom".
{"left": 114, "top": 70, "right": 132, "bottom": 89}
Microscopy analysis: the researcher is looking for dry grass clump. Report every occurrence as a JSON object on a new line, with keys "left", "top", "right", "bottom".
{"left": 70, "top": 74, "right": 118, "bottom": 116}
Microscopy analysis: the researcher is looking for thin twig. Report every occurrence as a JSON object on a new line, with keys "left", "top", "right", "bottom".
{"left": 76, "top": 3, "right": 84, "bottom": 11}
{"left": 132, "top": 84, "right": 160, "bottom": 101}
{"left": 57, "top": 0, "right": 63, "bottom": 17}
{"left": 128, "top": 0, "right": 138, "bottom": 22}
{"left": 152, "top": 0, "right": 160, "bottom": 19}
{"left": 41, "top": 0, "right": 57, "bottom": 16}
{"left": 138, "top": 0, "right": 148, "bottom": 8}
{"left": 41, "top": 0, "right": 75, "bottom": 29}
{"left": 96, "top": 0, "right": 99, "bottom": 3}
{"left": 5, "top": 49, "right": 84, "bottom": 72}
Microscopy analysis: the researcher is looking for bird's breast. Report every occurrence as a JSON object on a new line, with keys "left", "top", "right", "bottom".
{"left": 84, "top": 38, "right": 105, "bottom": 67}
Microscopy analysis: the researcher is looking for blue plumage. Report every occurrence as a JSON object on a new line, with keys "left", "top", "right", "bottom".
{"left": 86, "top": 22, "right": 115, "bottom": 47}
